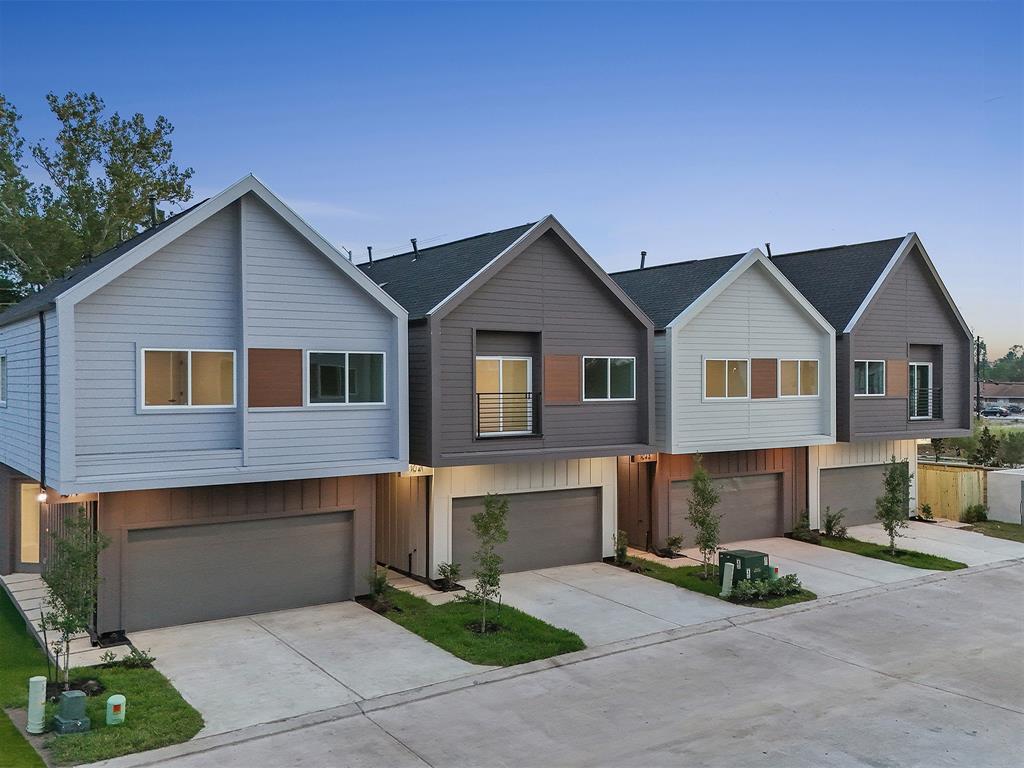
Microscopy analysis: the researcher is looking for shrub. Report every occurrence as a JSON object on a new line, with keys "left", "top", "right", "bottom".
{"left": 664, "top": 535, "right": 684, "bottom": 555}
{"left": 436, "top": 561, "right": 462, "bottom": 591}
{"left": 731, "top": 573, "right": 802, "bottom": 603}
{"left": 613, "top": 529, "right": 629, "bottom": 565}
{"left": 822, "top": 507, "right": 847, "bottom": 539}
{"left": 961, "top": 504, "right": 988, "bottom": 524}
{"left": 999, "top": 431, "right": 1024, "bottom": 466}
{"left": 919, "top": 503, "right": 934, "bottom": 521}
{"left": 791, "top": 509, "right": 821, "bottom": 544}
{"left": 366, "top": 565, "right": 389, "bottom": 601}
{"left": 970, "top": 426, "right": 1001, "bottom": 467}
{"left": 98, "top": 646, "right": 155, "bottom": 669}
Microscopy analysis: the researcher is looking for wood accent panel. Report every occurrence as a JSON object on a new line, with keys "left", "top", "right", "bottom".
{"left": 750, "top": 358, "right": 778, "bottom": 399}
{"left": 886, "top": 359, "right": 908, "bottom": 398}
{"left": 248, "top": 348, "right": 303, "bottom": 407}
{"left": 544, "top": 354, "right": 581, "bottom": 405}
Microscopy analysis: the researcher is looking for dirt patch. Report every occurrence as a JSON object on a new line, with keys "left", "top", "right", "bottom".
{"left": 355, "top": 595, "right": 401, "bottom": 615}
{"left": 46, "top": 678, "right": 104, "bottom": 702}
{"left": 465, "top": 620, "right": 503, "bottom": 635}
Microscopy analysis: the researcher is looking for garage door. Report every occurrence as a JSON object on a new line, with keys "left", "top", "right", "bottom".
{"left": 820, "top": 464, "right": 907, "bottom": 527}
{"left": 670, "top": 474, "right": 783, "bottom": 543}
{"left": 122, "top": 511, "right": 354, "bottom": 631}
{"left": 452, "top": 488, "right": 602, "bottom": 573}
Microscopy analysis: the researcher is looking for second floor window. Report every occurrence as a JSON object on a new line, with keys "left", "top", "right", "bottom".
{"left": 143, "top": 349, "right": 235, "bottom": 408}
{"left": 308, "top": 352, "right": 385, "bottom": 405}
{"left": 705, "top": 359, "right": 748, "bottom": 399}
{"left": 854, "top": 360, "right": 885, "bottom": 396}
{"left": 583, "top": 357, "right": 636, "bottom": 401}
{"left": 780, "top": 359, "right": 819, "bottom": 397}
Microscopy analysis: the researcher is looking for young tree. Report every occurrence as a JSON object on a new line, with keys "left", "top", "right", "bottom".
{"left": 929, "top": 437, "right": 945, "bottom": 463}
{"left": 0, "top": 92, "right": 193, "bottom": 300}
{"left": 875, "top": 457, "right": 912, "bottom": 555}
{"left": 686, "top": 455, "right": 722, "bottom": 580}
{"left": 970, "top": 426, "right": 1001, "bottom": 467}
{"left": 468, "top": 493, "right": 509, "bottom": 633}
{"left": 41, "top": 509, "right": 110, "bottom": 688}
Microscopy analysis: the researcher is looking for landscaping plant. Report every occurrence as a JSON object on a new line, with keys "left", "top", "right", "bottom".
{"left": 919, "top": 503, "right": 934, "bottom": 521}
{"left": 41, "top": 509, "right": 110, "bottom": 689}
{"left": 731, "top": 573, "right": 803, "bottom": 603}
{"left": 822, "top": 507, "right": 847, "bottom": 539}
{"left": 961, "top": 503, "right": 988, "bottom": 524}
{"left": 970, "top": 425, "right": 1001, "bottom": 467}
{"left": 468, "top": 493, "right": 509, "bottom": 633}
{"left": 613, "top": 529, "right": 629, "bottom": 565}
{"left": 875, "top": 457, "right": 912, "bottom": 555}
{"left": 929, "top": 437, "right": 945, "bottom": 463}
{"left": 664, "top": 535, "right": 684, "bottom": 555}
{"left": 790, "top": 509, "right": 821, "bottom": 544}
{"left": 436, "top": 561, "right": 462, "bottom": 592}
{"left": 686, "top": 455, "right": 721, "bottom": 579}
{"left": 365, "top": 565, "right": 391, "bottom": 608}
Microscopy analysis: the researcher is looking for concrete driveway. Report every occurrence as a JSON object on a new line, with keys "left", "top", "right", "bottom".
{"left": 132, "top": 601, "right": 490, "bottom": 736}
{"left": 848, "top": 520, "right": 1024, "bottom": 566}
{"left": 497, "top": 562, "right": 756, "bottom": 646}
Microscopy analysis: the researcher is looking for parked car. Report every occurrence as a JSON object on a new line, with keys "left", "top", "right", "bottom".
{"left": 1008, "top": 404, "right": 1023, "bottom": 414}
{"left": 981, "top": 406, "right": 1010, "bottom": 417}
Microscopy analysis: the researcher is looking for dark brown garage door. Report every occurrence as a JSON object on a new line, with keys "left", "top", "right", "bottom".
{"left": 122, "top": 511, "right": 354, "bottom": 631}
{"left": 670, "top": 474, "right": 783, "bottom": 543}
{"left": 452, "top": 488, "right": 602, "bottom": 573}
{"left": 820, "top": 464, "right": 907, "bottom": 527}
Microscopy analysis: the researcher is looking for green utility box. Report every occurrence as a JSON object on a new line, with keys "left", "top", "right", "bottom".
{"left": 718, "top": 550, "right": 771, "bottom": 587}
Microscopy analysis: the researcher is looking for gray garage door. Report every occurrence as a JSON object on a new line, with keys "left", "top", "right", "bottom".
{"left": 670, "top": 474, "right": 783, "bottom": 544}
{"left": 122, "top": 511, "right": 354, "bottom": 631}
{"left": 820, "top": 464, "right": 908, "bottom": 527}
{"left": 452, "top": 488, "right": 602, "bottom": 573}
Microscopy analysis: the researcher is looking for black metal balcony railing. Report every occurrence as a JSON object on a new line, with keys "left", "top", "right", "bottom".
{"left": 909, "top": 387, "right": 943, "bottom": 420}
{"left": 476, "top": 392, "right": 541, "bottom": 438}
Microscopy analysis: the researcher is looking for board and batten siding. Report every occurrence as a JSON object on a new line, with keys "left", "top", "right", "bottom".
{"left": 848, "top": 245, "right": 971, "bottom": 440}
{"left": 668, "top": 261, "right": 833, "bottom": 453}
{"left": 242, "top": 195, "right": 401, "bottom": 467}
{"left": 807, "top": 439, "right": 918, "bottom": 529}
{"left": 436, "top": 231, "right": 649, "bottom": 461}
{"left": 427, "top": 457, "right": 617, "bottom": 578}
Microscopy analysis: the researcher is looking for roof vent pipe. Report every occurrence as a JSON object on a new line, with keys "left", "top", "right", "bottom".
{"left": 764, "top": 242, "right": 772, "bottom": 258}
{"left": 411, "top": 238, "right": 419, "bottom": 260}
{"left": 640, "top": 250, "right": 647, "bottom": 269}
{"left": 367, "top": 245, "right": 373, "bottom": 264}
{"left": 148, "top": 193, "right": 158, "bottom": 228}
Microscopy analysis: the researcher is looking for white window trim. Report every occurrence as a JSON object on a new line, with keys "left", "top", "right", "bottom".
{"left": 581, "top": 356, "right": 637, "bottom": 402}
{"left": 909, "top": 361, "right": 934, "bottom": 419}
{"left": 778, "top": 358, "right": 821, "bottom": 399}
{"left": 702, "top": 357, "right": 750, "bottom": 401}
{"left": 854, "top": 359, "right": 886, "bottom": 397}
{"left": 305, "top": 350, "right": 388, "bottom": 407}
{"left": 139, "top": 348, "right": 237, "bottom": 410}
{"left": 475, "top": 355, "right": 534, "bottom": 436}
{"left": 0, "top": 353, "right": 7, "bottom": 407}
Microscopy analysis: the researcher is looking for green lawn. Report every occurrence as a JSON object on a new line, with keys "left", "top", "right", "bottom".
{"left": 820, "top": 536, "right": 967, "bottom": 570}
{"left": 0, "top": 586, "right": 48, "bottom": 767}
{"left": 967, "top": 520, "right": 1024, "bottom": 543}
{"left": 0, "top": 710, "right": 44, "bottom": 768}
{"left": 380, "top": 589, "right": 584, "bottom": 666}
{"left": 630, "top": 560, "right": 817, "bottom": 608}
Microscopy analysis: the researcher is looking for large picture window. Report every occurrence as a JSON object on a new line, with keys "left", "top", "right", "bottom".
{"left": 854, "top": 360, "right": 885, "bottom": 396}
{"left": 142, "top": 349, "right": 235, "bottom": 408}
{"left": 308, "top": 351, "right": 385, "bottom": 405}
{"left": 582, "top": 357, "right": 636, "bottom": 401}
{"left": 779, "top": 359, "right": 819, "bottom": 397}
{"left": 704, "top": 359, "right": 748, "bottom": 399}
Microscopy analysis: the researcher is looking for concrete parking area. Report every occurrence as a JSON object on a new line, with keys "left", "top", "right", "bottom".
{"left": 132, "top": 601, "right": 491, "bottom": 736}
{"left": 848, "top": 520, "right": 1024, "bottom": 566}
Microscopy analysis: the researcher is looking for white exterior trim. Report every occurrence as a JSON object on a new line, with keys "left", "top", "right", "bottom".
{"left": 581, "top": 355, "right": 637, "bottom": 402}
{"left": 853, "top": 359, "right": 887, "bottom": 397}
{"left": 138, "top": 348, "right": 238, "bottom": 411}
{"left": 304, "top": 349, "right": 388, "bottom": 407}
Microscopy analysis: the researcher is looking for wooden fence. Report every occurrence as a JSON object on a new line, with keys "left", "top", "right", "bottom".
{"left": 917, "top": 463, "right": 987, "bottom": 521}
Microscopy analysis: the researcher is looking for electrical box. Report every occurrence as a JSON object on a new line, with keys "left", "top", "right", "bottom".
{"left": 718, "top": 550, "right": 770, "bottom": 587}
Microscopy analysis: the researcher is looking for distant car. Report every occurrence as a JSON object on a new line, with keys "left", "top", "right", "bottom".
{"left": 1008, "top": 404, "right": 1023, "bottom": 414}
{"left": 980, "top": 406, "right": 1010, "bottom": 417}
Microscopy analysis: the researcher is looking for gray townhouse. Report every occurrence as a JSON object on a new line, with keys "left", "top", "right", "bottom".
{"left": 0, "top": 175, "right": 408, "bottom": 636}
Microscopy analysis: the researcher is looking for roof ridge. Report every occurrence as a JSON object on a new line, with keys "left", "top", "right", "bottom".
{"left": 611, "top": 251, "right": 745, "bottom": 276}
{"left": 362, "top": 222, "right": 537, "bottom": 267}
{"left": 771, "top": 236, "right": 905, "bottom": 259}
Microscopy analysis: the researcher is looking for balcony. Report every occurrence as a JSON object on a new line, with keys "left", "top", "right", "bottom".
{"left": 476, "top": 392, "right": 542, "bottom": 438}
{"left": 909, "top": 387, "right": 943, "bottom": 420}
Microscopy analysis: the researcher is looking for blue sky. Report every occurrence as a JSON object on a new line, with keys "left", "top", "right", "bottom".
{"left": 1, "top": 1, "right": 1021, "bottom": 353}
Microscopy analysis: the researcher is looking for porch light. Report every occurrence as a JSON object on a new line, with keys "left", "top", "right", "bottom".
{"left": 36, "top": 491, "right": 47, "bottom": 503}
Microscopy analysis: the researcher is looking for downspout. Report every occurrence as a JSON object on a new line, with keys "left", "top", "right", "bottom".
{"left": 38, "top": 312, "right": 45, "bottom": 494}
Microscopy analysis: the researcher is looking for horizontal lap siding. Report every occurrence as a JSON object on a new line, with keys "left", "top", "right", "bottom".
{"left": 851, "top": 246, "right": 970, "bottom": 437}
{"left": 438, "top": 232, "right": 647, "bottom": 459}
{"left": 671, "top": 262, "right": 832, "bottom": 452}
{"left": 0, "top": 316, "right": 42, "bottom": 478}
{"left": 654, "top": 332, "right": 667, "bottom": 449}
{"left": 243, "top": 196, "right": 400, "bottom": 466}
{"left": 74, "top": 205, "right": 241, "bottom": 476}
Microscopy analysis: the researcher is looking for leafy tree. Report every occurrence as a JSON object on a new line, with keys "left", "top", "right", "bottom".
{"left": 970, "top": 425, "right": 1001, "bottom": 467}
{"left": 875, "top": 457, "right": 912, "bottom": 555}
{"left": 929, "top": 437, "right": 945, "bottom": 463}
{"left": 999, "top": 431, "right": 1024, "bottom": 466}
{"left": 686, "top": 455, "right": 722, "bottom": 579}
{"left": 0, "top": 92, "right": 193, "bottom": 303}
{"left": 41, "top": 510, "right": 110, "bottom": 688}
{"left": 468, "top": 493, "right": 509, "bottom": 633}
{"left": 974, "top": 337, "right": 989, "bottom": 377}
{"left": 988, "top": 345, "right": 1024, "bottom": 382}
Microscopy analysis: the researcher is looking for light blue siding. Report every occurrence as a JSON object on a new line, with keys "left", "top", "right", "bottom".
{"left": 0, "top": 315, "right": 42, "bottom": 478}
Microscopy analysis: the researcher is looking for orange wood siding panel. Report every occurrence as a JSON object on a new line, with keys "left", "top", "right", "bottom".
{"left": 886, "top": 359, "right": 908, "bottom": 397}
{"left": 750, "top": 358, "right": 778, "bottom": 399}
{"left": 248, "top": 348, "right": 303, "bottom": 407}
{"left": 545, "top": 354, "right": 581, "bottom": 405}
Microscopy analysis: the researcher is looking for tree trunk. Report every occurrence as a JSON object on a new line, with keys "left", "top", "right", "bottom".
{"left": 481, "top": 598, "right": 487, "bottom": 634}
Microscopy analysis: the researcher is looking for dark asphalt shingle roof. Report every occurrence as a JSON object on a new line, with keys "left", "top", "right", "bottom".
{"left": 771, "top": 237, "right": 904, "bottom": 332}
{"left": 358, "top": 223, "right": 535, "bottom": 319}
{"left": 611, "top": 253, "right": 745, "bottom": 328}
{"left": 0, "top": 200, "right": 208, "bottom": 327}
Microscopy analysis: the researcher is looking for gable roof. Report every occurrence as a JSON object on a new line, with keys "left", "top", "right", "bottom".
{"left": 611, "top": 253, "right": 745, "bottom": 329}
{"left": 359, "top": 223, "right": 535, "bottom": 320}
{"left": 0, "top": 175, "right": 406, "bottom": 327}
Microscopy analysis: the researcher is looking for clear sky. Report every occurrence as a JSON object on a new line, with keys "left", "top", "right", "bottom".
{"left": 1, "top": 1, "right": 1021, "bottom": 354}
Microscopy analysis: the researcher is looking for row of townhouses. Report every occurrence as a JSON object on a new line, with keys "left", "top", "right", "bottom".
{"left": 0, "top": 176, "right": 972, "bottom": 638}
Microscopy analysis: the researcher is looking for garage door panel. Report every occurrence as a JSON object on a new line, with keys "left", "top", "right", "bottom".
{"left": 452, "top": 488, "right": 602, "bottom": 573}
{"left": 820, "top": 465, "right": 891, "bottom": 527}
{"left": 122, "top": 512, "right": 354, "bottom": 631}
{"left": 669, "top": 474, "right": 782, "bottom": 544}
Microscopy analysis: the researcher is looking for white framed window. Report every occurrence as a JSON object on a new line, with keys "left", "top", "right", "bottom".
{"left": 704, "top": 358, "right": 749, "bottom": 399}
{"left": 141, "top": 349, "right": 236, "bottom": 409}
{"left": 582, "top": 356, "right": 636, "bottom": 401}
{"left": 0, "top": 354, "right": 7, "bottom": 406}
{"left": 475, "top": 356, "right": 533, "bottom": 435}
{"left": 854, "top": 360, "right": 885, "bottom": 396}
{"left": 307, "top": 351, "right": 386, "bottom": 406}
{"left": 779, "top": 359, "right": 820, "bottom": 398}
{"left": 909, "top": 362, "right": 933, "bottom": 419}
